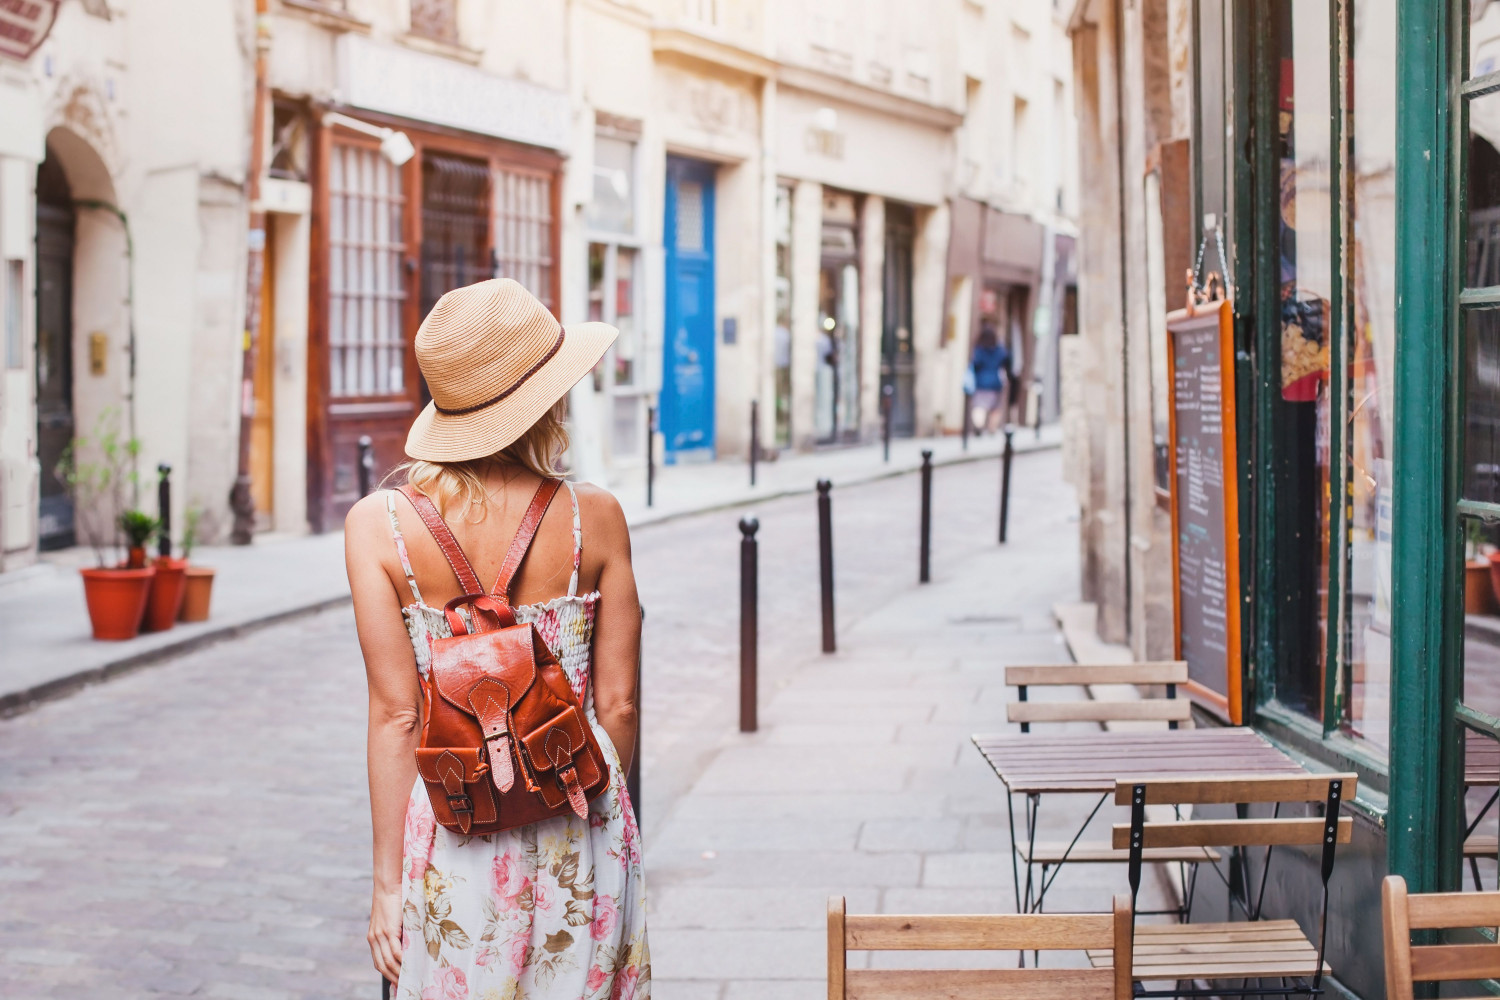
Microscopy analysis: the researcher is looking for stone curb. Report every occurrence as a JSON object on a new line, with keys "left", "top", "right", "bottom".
{"left": 0, "top": 439, "right": 1060, "bottom": 718}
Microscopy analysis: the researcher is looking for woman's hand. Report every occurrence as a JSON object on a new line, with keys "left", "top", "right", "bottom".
{"left": 368, "top": 886, "right": 403, "bottom": 985}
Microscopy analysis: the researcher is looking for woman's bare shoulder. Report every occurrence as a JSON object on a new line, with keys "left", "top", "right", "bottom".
{"left": 571, "top": 481, "right": 630, "bottom": 552}
{"left": 344, "top": 491, "right": 395, "bottom": 558}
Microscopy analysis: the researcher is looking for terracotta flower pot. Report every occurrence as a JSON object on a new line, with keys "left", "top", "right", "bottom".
{"left": 125, "top": 546, "right": 148, "bottom": 570}
{"left": 178, "top": 565, "right": 216, "bottom": 622}
{"left": 80, "top": 566, "right": 156, "bottom": 641}
{"left": 141, "top": 557, "right": 189, "bottom": 632}
{"left": 1469, "top": 560, "right": 1496, "bottom": 615}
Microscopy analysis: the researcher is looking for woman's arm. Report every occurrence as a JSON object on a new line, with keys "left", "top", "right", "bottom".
{"left": 345, "top": 494, "right": 423, "bottom": 984}
{"left": 581, "top": 490, "right": 642, "bottom": 776}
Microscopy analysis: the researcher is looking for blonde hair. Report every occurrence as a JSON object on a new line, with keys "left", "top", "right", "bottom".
{"left": 398, "top": 400, "right": 569, "bottom": 520}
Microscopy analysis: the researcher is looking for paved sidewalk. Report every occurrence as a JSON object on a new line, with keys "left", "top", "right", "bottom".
{"left": 0, "top": 426, "right": 1057, "bottom": 715}
{"left": 643, "top": 449, "right": 1170, "bottom": 999}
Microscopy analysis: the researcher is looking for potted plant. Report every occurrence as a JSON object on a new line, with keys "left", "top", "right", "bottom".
{"left": 57, "top": 413, "right": 156, "bottom": 640}
{"left": 177, "top": 504, "right": 217, "bottom": 623}
{"left": 1468, "top": 520, "right": 1495, "bottom": 615}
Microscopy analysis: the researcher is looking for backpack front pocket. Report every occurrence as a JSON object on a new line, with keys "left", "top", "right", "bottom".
{"left": 415, "top": 747, "right": 498, "bottom": 835}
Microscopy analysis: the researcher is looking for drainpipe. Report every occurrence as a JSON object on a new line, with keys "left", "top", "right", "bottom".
{"left": 229, "top": 0, "right": 271, "bottom": 544}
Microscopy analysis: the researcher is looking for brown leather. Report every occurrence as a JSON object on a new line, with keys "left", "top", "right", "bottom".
{"left": 398, "top": 480, "right": 609, "bottom": 836}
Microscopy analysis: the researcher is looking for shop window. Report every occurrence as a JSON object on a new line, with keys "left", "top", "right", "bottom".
{"left": 1265, "top": 0, "right": 1335, "bottom": 723}
{"left": 328, "top": 141, "right": 407, "bottom": 398}
{"left": 588, "top": 136, "right": 636, "bottom": 236}
{"left": 492, "top": 166, "right": 555, "bottom": 312}
{"left": 1338, "top": 0, "right": 1398, "bottom": 754}
{"left": 410, "top": 0, "right": 458, "bottom": 45}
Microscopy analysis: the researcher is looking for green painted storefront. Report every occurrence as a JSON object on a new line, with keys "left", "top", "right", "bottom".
{"left": 1177, "top": 1, "right": 1498, "bottom": 996}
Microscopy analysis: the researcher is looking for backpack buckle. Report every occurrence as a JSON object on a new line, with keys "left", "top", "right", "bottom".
{"left": 446, "top": 792, "right": 473, "bottom": 816}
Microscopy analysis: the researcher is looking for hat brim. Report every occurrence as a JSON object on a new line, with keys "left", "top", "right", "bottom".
{"left": 404, "top": 321, "right": 618, "bottom": 463}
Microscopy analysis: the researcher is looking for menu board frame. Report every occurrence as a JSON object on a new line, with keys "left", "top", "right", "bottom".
{"left": 1166, "top": 298, "right": 1243, "bottom": 724}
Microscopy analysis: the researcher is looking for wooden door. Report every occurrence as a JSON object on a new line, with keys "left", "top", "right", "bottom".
{"left": 662, "top": 157, "right": 716, "bottom": 458}
{"left": 35, "top": 149, "right": 75, "bottom": 550}
{"left": 250, "top": 226, "right": 275, "bottom": 524}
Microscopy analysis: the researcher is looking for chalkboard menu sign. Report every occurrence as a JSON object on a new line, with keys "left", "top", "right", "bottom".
{"left": 1167, "top": 300, "right": 1242, "bottom": 723}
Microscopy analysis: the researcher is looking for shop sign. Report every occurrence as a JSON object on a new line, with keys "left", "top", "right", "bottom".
{"left": 0, "top": 0, "right": 59, "bottom": 62}
{"left": 336, "top": 35, "right": 569, "bottom": 152}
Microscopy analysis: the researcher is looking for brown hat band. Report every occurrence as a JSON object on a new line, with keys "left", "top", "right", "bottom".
{"left": 431, "top": 325, "right": 567, "bottom": 417}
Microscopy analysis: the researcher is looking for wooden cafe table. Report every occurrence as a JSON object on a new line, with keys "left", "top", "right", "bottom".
{"left": 971, "top": 727, "right": 1307, "bottom": 913}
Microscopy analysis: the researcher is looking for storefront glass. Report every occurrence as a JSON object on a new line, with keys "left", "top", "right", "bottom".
{"left": 586, "top": 133, "right": 645, "bottom": 466}
{"left": 817, "top": 191, "right": 861, "bottom": 443}
{"left": 1340, "top": 0, "right": 1397, "bottom": 753}
{"left": 774, "top": 184, "right": 793, "bottom": 448}
{"left": 1268, "top": 0, "right": 1334, "bottom": 722}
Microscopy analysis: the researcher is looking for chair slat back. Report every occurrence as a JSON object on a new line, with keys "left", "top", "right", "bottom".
{"left": 1384, "top": 876, "right": 1500, "bottom": 1000}
{"left": 829, "top": 896, "right": 1133, "bottom": 1000}
{"left": 1009, "top": 700, "right": 1192, "bottom": 725}
{"left": 1111, "top": 816, "right": 1354, "bottom": 850}
{"left": 1005, "top": 662, "right": 1189, "bottom": 686}
{"left": 1111, "top": 774, "right": 1359, "bottom": 806}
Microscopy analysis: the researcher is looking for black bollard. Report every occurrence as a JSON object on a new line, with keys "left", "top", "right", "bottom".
{"left": 739, "top": 517, "right": 759, "bottom": 732}
{"left": 817, "top": 480, "right": 835, "bottom": 653}
{"left": 646, "top": 405, "right": 656, "bottom": 508}
{"left": 156, "top": 463, "right": 172, "bottom": 558}
{"left": 749, "top": 399, "right": 759, "bottom": 487}
{"left": 881, "top": 383, "right": 894, "bottom": 462}
{"left": 358, "top": 435, "right": 375, "bottom": 497}
{"left": 919, "top": 449, "right": 933, "bottom": 584}
{"left": 962, "top": 391, "right": 972, "bottom": 451}
{"left": 628, "top": 604, "right": 644, "bottom": 822}
{"left": 999, "top": 425, "right": 1015, "bottom": 543}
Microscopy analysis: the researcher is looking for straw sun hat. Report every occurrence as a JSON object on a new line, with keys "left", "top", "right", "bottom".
{"left": 405, "top": 279, "right": 617, "bottom": 463}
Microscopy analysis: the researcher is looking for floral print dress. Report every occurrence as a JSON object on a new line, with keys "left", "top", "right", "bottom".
{"left": 385, "top": 485, "right": 650, "bottom": 1000}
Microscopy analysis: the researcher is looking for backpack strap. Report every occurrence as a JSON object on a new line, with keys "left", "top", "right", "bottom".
{"left": 397, "top": 484, "right": 484, "bottom": 596}
{"left": 491, "top": 478, "right": 563, "bottom": 603}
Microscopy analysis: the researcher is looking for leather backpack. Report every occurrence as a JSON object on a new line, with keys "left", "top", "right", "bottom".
{"left": 398, "top": 480, "right": 609, "bottom": 836}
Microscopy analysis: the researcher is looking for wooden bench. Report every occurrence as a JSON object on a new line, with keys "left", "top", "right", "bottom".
{"left": 1005, "top": 661, "right": 1192, "bottom": 732}
{"left": 1383, "top": 875, "right": 1500, "bottom": 1000}
{"left": 1086, "top": 773, "right": 1357, "bottom": 996}
{"left": 829, "top": 895, "right": 1134, "bottom": 1000}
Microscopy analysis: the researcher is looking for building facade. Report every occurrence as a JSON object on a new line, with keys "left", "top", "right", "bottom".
{"left": 0, "top": 0, "right": 251, "bottom": 569}
{"left": 1066, "top": 0, "right": 1497, "bottom": 995}
{"left": 0, "top": 0, "right": 1078, "bottom": 565}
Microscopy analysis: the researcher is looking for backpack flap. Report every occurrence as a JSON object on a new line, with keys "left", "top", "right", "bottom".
{"left": 519, "top": 706, "right": 605, "bottom": 819}
{"left": 415, "top": 747, "right": 497, "bottom": 834}
{"left": 428, "top": 625, "right": 540, "bottom": 718}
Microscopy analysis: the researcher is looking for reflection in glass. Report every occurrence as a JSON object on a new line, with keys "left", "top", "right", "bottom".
{"left": 774, "top": 185, "right": 794, "bottom": 447}
{"left": 1271, "top": 0, "right": 1334, "bottom": 721}
{"left": 1466, "top": 311, "right": 1500, "bottom": 503}
{"left": 587, "top": 136, "right": 635, "bottom": 235}
{"left": 1342, "top": 0, "right": 1396, "bottom": 753}
{"left": 614, "top": 249, "right": 637, "bottom": 388}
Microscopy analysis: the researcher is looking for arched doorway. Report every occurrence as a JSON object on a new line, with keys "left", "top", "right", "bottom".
{"left": 35, "top": 147, "right": 75, "bottom": 550}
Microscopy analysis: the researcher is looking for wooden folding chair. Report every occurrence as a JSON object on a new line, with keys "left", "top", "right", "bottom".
{"left": 1004, "top": 661, "right": 1214, "bottom": 914}
{"left": 1383, "top": 875, "right": 1500, "bottom": 999}
{"left": 1087, "top": 772, "right": 1358, "bottom": 997}
{"left": 828, "top": 895, "right": 1134, "bottom": 999}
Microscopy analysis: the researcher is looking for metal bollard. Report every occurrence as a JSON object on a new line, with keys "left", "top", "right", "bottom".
{"left": 999, "top": 425, "right": 1015, "bottom": 543}
{"left": 817, "top": 480, "right": 835, "bottom": 654}
{"left": 156, "top": 463, "right": 172, "bottom": 558}
{"left": 646, "top": 405, "right": 656, "bottom": 508}
{"left": 962, "top": 391, "right": 972, "bottom": 452}
{"left": 358, "top": 435, "right": 375, "bottom": 497}
{"left": 739, "top": 517, "right": 759, "bottom": 732}
{"left": 749, "top": 399, "right": 759, "bottom": 487}
{"left": 919, "top": 450, "right": 933, "bottom": 584}
{"left": 881, "top": 383, "right": 894, "bottom": 462}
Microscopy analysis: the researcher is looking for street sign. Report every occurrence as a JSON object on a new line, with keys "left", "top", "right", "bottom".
{"left": 0, "top": 0, "right": 60, "bottom": 63}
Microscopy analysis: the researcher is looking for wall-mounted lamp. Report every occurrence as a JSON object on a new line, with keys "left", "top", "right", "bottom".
{"left": 321, "top": 112, "right": 415, "bottom": 166}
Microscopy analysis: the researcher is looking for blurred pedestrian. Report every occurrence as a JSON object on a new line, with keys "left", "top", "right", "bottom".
{"left": 345, "top": 279, "right": 650, "bottom": 999}
{"left": 969, "top": 322, "right": 1010, "bottom": 434}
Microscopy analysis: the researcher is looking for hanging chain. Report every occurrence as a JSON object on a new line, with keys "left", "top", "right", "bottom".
{"left": 1191, "top": 222, "right": 1234, "bottom": 301}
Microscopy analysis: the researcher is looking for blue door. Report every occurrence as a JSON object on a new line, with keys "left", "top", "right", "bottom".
{"left": 662, "top": 158, "right": 716, "bottom": 459}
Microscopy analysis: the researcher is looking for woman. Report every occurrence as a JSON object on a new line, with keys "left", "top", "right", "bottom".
{"left": 969, "top": 322, "right": 1011, "bottom": 435}
{"left": 345, "top": 279, "right": 649, "bottom": 999}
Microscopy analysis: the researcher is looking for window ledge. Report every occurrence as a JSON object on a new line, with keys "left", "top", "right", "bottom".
{"left": 399, "top": 31, "right": 482, "bottom": 66}
{"left": 1253, "top": 701, "right": 1391, "bottom": 822}
{"left": 275, "top": 0, "right": 372, "bottom": 35}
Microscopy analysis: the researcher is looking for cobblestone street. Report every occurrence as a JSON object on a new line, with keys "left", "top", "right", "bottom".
{"left": 0, "top": 450, "right": 1152, "bottom": 998}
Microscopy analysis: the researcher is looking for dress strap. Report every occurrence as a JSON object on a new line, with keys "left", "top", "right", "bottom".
{"left": 564, "top": 480, "right": 581, "bottom": 598}
{"left": 384, "top": 490, "right": 426, "bottom": 606}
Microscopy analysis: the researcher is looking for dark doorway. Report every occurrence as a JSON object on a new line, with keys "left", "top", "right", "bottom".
{"left": 420, "top": 154, "right": 492, "bottom": 321}
{"left": 882, "top": 203, "right": 916, "bottom": 438}
{"left": 35, "top": 148, "right": 75, "bottom": 550}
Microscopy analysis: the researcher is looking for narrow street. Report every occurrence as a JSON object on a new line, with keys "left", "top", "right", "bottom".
{"left": 0, "top": 450, "right": 1143, "bottom": 999}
